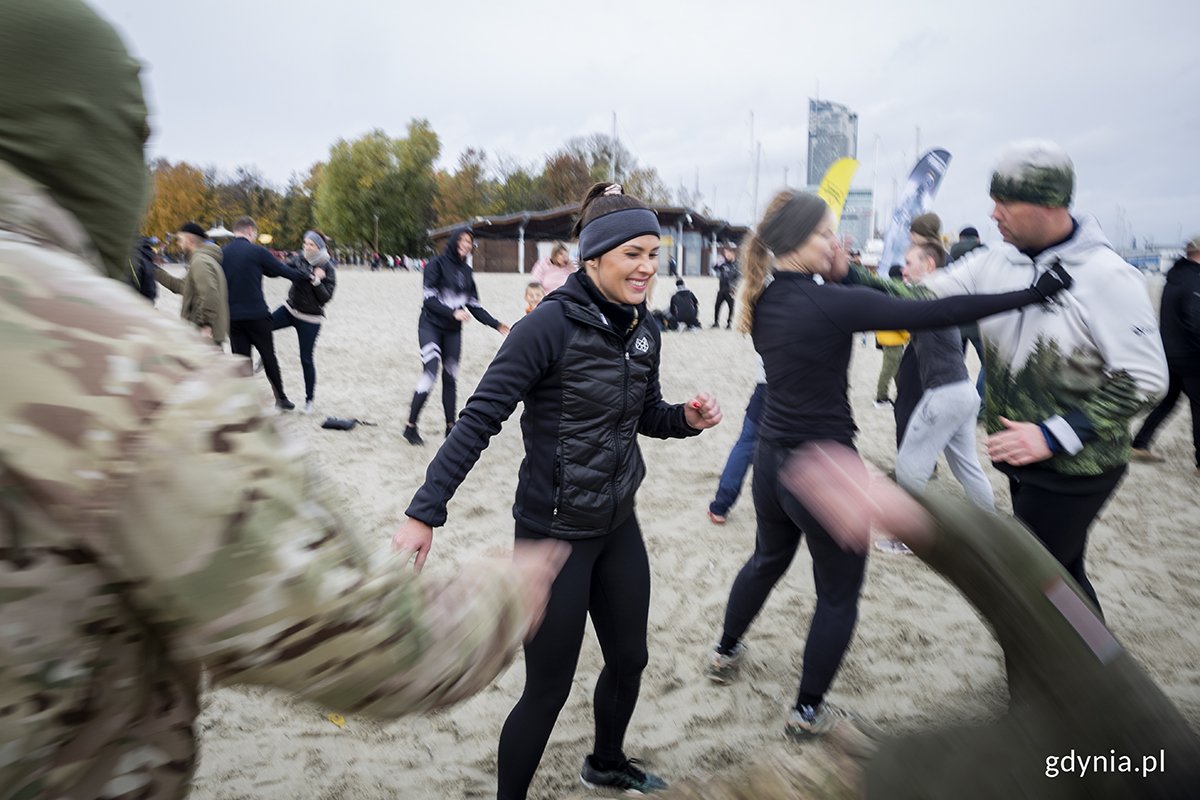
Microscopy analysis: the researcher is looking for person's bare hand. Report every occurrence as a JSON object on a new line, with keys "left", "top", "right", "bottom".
{"left": 313, "top": 267, "right": 326, "bottom": 281}
{"left": 497, "top": 323, "right": 511, "bottom": 336}
{"left": 511, "top": 539, "right": 570, "bottom": 642}
{"left": 986, "top": 417, "right": 1052, "bottom": 466}
{"left": 200, "top": 325, "right": 212, "bottom": 338}
{"left": 453, "top": 308, "right": 472, "bottom": 322}
{"left": 780, "top": 442, "right": 932, "bottom": 554}
{"left": 684, "top": 392, "right": 722, "bottom": 430}
{"left": 392, "top": 517, "right": 434, "bottom": 572}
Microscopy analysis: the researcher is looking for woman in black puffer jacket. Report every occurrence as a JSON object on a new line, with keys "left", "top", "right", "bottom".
{"left": 270, "top": 230, "right": 335, "bottom": 414}
{"left": 394, "top": 183, "right": 723, "bottom": 799}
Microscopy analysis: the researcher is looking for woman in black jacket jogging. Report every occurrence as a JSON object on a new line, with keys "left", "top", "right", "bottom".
{"left": 403, "top": 227, "right": 509, "bottom": 445}
{"left": 271, "top": 230, "right": 335, "bottom": 414}
{"left": 703, "top": 189, "right": 1071, "bottom": 742}
{"left": 394, "top": 183, "right": 722, "bottom": 799}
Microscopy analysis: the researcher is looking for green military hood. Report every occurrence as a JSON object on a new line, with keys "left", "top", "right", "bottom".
{"left": 0, "top": 0, "right": 150, "bottom": 280}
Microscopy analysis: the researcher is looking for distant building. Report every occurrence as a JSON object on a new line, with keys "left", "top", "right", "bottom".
{"left": 803, "top": 186, "right": 873, "bottom": 250}
{"left": 807, "top": 99, "right": 858, "bottom": 186}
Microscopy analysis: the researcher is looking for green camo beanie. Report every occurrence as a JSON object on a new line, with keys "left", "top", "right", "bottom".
{"left": 989, "top": 140, "right": 1074, "bottom": 208}
{"left": 0, "top": 0, "right": 150, "bottom": 279}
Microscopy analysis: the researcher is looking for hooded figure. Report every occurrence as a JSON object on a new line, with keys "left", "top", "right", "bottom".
{"left": 0, "top": 3, "right": 542, "bottom": 798}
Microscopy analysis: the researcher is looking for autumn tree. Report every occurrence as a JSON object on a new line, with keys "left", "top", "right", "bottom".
{"left": 434, "top": 148, "right": 495, "bottom": 227}
{"left": 492, "top": 157, "right": 549, "bottom": 214}
{"left": 315, "top": 121, "right": 440, "bottom": 255}
{"left": 276, "top": 163, "right": 323, "bottom": 249}
{"left": 142, "top": 159, "right": 207, "bottom": 238}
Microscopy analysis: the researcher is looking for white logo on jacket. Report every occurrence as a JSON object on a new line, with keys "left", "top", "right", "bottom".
{"left": 633, "top": 336, "right": 651, "bottom": 354}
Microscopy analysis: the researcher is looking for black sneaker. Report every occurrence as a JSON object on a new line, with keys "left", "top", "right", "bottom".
{"left": 403, "top": 424, "right": 424, "bottom": 446}
{"left": 580, "top": 756, "right": 667, "bottom": 795}
{"left": 276, "top": 398, "right": 295, "bottom": 412}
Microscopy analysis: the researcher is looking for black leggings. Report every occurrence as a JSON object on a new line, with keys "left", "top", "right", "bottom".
{"left": 714, "top": 289, "right": 735, "bottom": 326}
{"left": 1133, "top": 367, "right": 1200, "bottom": 466}
{"left": 407, "top": 318, "right": 462, "bottom": 427}
{"left": 720, "top": 439, "right": 867, "bottom": 710}
{"left": 1007, "top": 468, "right": 1125, "bottom": 615}
{"left": 497, "top": 515, "right": 651, "bottom": 800}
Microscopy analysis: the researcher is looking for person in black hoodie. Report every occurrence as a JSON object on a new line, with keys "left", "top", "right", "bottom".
{"left": 271, "top": 230, "right": 336, "bottom": 415}
{"left": 668, "top": 278, "right": 701, "bottom": 330}
{"left": 1131, "top": 236, "right": 1200, "bottom": 470}
{"left": 702, "top": 189, "right": 1071, "bottom": 741}
{"left": 393, "top": 183, "right": 723, "bottom": 798}
{"left": 403, "top": 227, "right": 509, "bottom": 445}
{"left": 127, "top": 235, "right": 157, "bottom": 301}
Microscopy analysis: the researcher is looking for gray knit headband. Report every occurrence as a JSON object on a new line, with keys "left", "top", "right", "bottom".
{"left": 758, "top": 192, "right": 828, "bottom": 256}
{"left": 578, "top": 207, "right": 661, "bottom": 261}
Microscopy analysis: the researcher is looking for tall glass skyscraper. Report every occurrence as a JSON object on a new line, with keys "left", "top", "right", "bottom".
{"left": 807, "top": 99, "right": 858, "bottom": 186}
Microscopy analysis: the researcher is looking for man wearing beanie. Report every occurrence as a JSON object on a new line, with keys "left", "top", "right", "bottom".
{"left": 0, "top": 3, "right": 559, "bottom": 797}
{"left": 949, "top": 225, "right": 988, "bottom": 405}
{"left": 669, "top": 276, "right": 702, "bottom": 330}
{"left": 1130, "top": 234, "right": 1200, "bottom": 471}
{"left": 155, "top": 221, "right": 229, "bottom": 344}
{"left": 919, "top": 140, "right": 1168, "bottom": 613}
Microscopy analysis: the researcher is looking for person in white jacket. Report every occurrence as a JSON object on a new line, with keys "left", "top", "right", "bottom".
{"left": 920, "top": 140, "right": 1167, "bottom": 615}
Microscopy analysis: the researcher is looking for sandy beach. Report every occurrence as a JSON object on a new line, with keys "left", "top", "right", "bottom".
{"left": 154, "top": 268, "right": 1200, "bottom": 799}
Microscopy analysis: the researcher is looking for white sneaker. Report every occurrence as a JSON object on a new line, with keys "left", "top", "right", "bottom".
{"left": 874, "top": 538, "right": 912, "bottom": 555}
{"left": 302, "top": 400, "right": 314, "bottom": 415}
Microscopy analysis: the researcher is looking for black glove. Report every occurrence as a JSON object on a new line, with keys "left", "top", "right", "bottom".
{"left": 1031, "top": 262, "right": 1072, "bottom": 301}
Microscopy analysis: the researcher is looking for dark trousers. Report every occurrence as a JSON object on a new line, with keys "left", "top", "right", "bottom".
{"left": 270, "top": 306, "right": 321, "bottom": 402}
{"left": 721, "top": 439, "right": 867, "bottom": 709}
{"left": 714, "top": 289, "right": 735, "bottom": 327}
{"left": 1007, "top": 468, "right": 1126, "bottom": 614}
{"left": 709, "top": 384, "right": 765, "bottom": 516}
{"left": 497, "top": 515, "right": 651, "bottom": 799}
{"left": 408, "top": 319, "right": 462, "bottom": 427}
{"left": 1132, "top": 367, "right": 1200, "bottom": 466}
{"left": 230, "top": 316, "right": 287, "bottom": 402}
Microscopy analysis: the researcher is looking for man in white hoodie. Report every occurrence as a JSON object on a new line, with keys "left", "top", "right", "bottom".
{"left": 920, "top": 141, "right": 1167, "bottom": 614}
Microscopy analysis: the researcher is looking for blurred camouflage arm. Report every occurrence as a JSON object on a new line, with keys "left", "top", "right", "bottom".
{"left": 114, "top": 354, "right": 531, "bottom": 717}
{"left": 845, "top": 264, "right": 932, "bottom": 299}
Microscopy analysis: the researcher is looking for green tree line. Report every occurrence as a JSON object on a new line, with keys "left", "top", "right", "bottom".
{"left": 142, "top": 119, "right": 673, "bottom": 255}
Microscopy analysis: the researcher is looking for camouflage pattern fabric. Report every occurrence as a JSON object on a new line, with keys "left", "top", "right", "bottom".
{"left": 1, "top": 165, "right": 530, "bottom": 799}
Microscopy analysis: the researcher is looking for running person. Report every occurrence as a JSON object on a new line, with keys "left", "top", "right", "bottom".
{"left": 703, "top": 190, "right": 1071, "bottom": 739}
{"left": 403, "top": 227, "right": 509, "bottom": 445}
{"left": 394, "top": 183, "right": 722, "bottom": 798}
{"left": 271, "top": 230, "right": 336, "bottom": 415}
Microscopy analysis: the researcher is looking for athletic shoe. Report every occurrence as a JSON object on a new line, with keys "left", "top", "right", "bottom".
{"left": 873, "top": 399, "right": 893, "bottom": 409}
{"left": 784, "top": 702, "right": 859, "bottom": 741}
{"left": 704, "top": 641, "right": 747, "bottom": 684}
{"left": 711, "top": 322, "right": 721, "bottom": 328}
{"left": 706, "top": 509, "right": 727, "bottom": 525}
{"left": 1130, "top": 448, "right": 1165, "bottom": 463}
{"left": 403, "top": 424, "right": 424, "bottom": 446}
{"left": 874, "top": 538, "right": 912, "bottom": 555}
{"left": 580, "top": 756, "right": 667, "bottom": 794}
{"left": 276, "top": 398, "right": 295, "bottom": 412}
{"left": 302, "top": 401, "right": 315, "bottom": 415}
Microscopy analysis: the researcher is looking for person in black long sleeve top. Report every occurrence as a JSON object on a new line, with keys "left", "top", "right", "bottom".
{"left": 703, "top": 189, "right": 1071, "bottom": 742}
{"left": 270, "top": 230, "right": 336, "bottom": 414}
{"left": 394, "top": 183, "right": 723, "bottom": 799}
{"left": 403, "top": 227, "right": 510, "bottom": 444}
{"left": 222, "top": 216, "right": 307, "bottom": 410}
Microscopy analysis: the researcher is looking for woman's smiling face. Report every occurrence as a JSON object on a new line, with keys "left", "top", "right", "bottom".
{"left": 585, "top": 234, "right": 660, "bottom": 305}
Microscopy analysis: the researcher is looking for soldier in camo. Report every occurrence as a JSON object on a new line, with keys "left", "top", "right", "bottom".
{"left": 0, "top": 3, "right": 558, "bottom": 798}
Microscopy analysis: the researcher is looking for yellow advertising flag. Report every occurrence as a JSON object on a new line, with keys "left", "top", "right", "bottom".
{"left": 817, "top": 158, "right": 860, "bottom": 227}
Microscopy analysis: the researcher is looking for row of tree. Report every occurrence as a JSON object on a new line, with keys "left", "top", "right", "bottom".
{"left": 141, "top": 119, "right": 677, "bottom": 256}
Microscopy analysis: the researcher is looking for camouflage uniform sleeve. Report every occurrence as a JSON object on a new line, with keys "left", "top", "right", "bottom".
{"left": 846, "top": 263, "right": 932, "bottom": 299}
{"left": 113, "top": 350, "right": 533, "bottom": 716}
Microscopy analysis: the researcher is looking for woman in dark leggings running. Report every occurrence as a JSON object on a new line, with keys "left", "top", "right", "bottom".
{"left": 703, "top": 189, "right": 1071, "bottom": 740}
{"left": 403, "top": 227, "right": 509, "bottom": 445}
{"left": 394, "top": 183, "right": 722, "bottom": 798}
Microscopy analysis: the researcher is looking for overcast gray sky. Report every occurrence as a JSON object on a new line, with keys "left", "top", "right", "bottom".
{"left": 91, "top": 0, "right": 1199, "bottom": 246}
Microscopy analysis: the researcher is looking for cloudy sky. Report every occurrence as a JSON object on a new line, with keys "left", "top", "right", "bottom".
{"left": 92, "top": 0, "right": 1199, "bottom": 246}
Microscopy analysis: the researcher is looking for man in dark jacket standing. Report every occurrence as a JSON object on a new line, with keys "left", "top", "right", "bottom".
{"left": 222, "top": 215, "right": 306, "bottom": 410}
{"left": 1132, "top": 235, "right": 1200, "bottom": 471}
{"left": 712, "top": 246, "right": 740, "bottom": 328}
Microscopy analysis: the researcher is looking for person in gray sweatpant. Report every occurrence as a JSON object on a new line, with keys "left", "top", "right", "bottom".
{"left": 894, "top": 242, "right": 995, "bottom": 510}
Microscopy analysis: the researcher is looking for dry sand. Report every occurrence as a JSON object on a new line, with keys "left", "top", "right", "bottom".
{"left": 154, "top": 268, "right": 1199, "bottom": 799}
